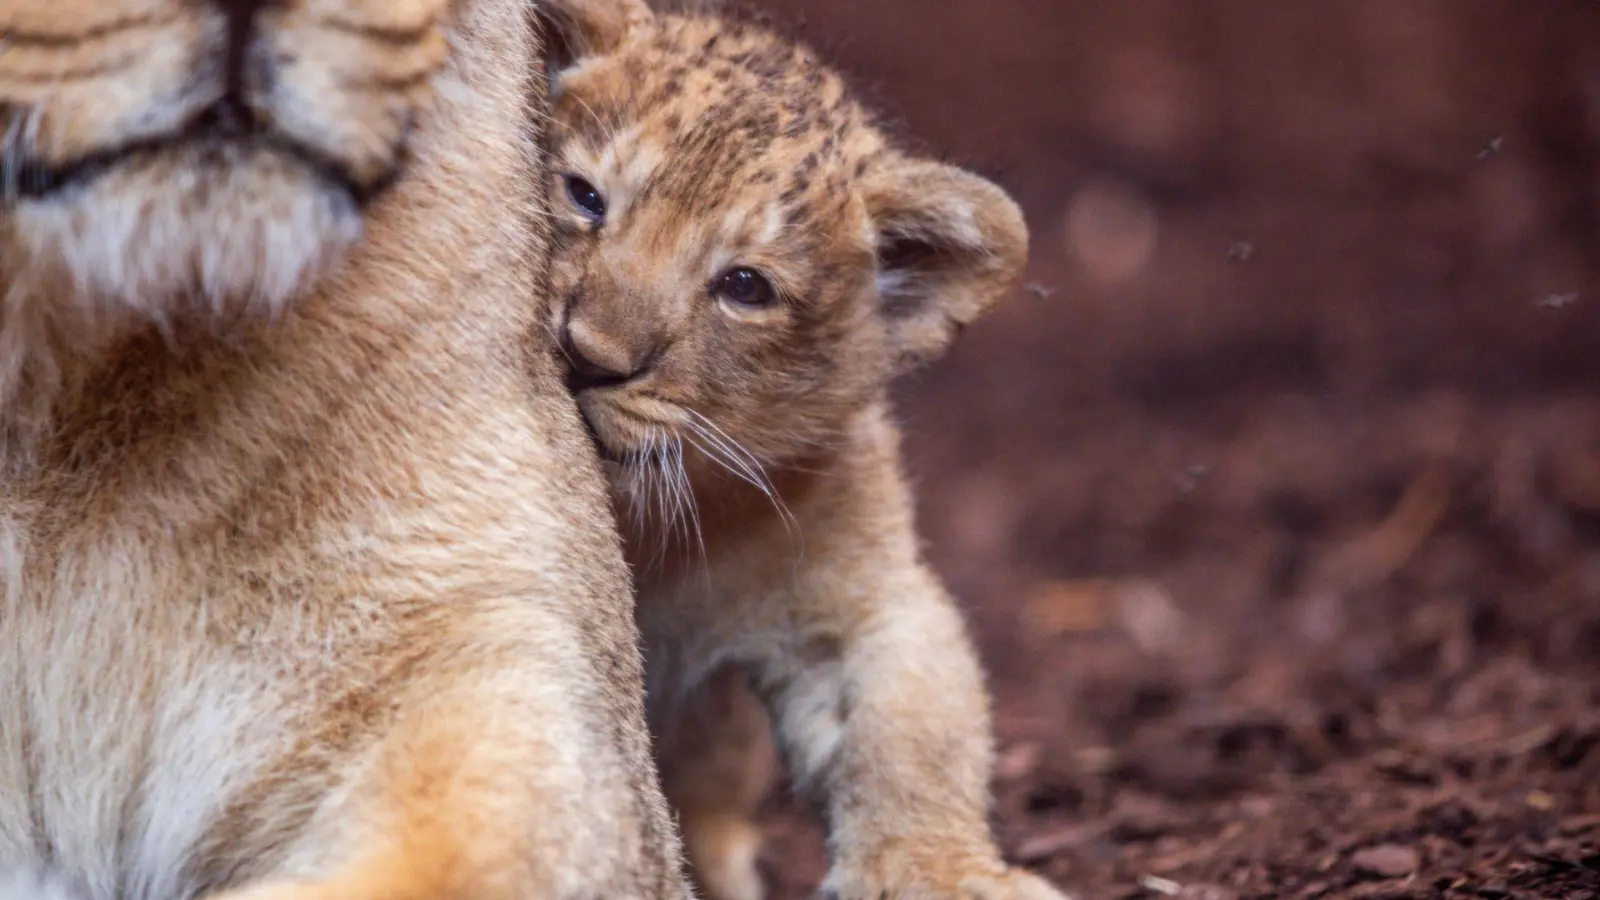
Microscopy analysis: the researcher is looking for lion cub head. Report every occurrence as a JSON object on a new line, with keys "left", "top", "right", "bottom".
{"left": 538, "top": 0, "right": 1029, "bottom": 476}
{"left": 0, "top": 0, "right": 454, "bottom": 323}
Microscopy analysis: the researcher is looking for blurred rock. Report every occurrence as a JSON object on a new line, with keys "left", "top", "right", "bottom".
{"left": 1063, "top": 179, "right": 1159, "bottom": 286}
{"left": 1350, "top": 844, "right": 1420, "bottom": 879}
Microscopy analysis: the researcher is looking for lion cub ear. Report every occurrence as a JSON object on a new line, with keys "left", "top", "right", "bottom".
{"left": 535, "top": 0, "right": 654, "bottom": 75}
{"left": 862, "top": 157, "right": 1029, "bottom": 370}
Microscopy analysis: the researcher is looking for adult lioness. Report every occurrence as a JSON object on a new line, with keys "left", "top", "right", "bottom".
{"left": 0, "top": 1, "right": 688, "bottom": 898}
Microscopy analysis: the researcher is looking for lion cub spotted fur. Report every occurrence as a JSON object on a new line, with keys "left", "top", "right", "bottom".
{"left": 537, "top": 3, "right": 1066, "bottom": 898}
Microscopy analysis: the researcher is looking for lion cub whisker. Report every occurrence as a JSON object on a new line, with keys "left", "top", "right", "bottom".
{"left": 683, "top": 411, "right": 800, "bottom": 540}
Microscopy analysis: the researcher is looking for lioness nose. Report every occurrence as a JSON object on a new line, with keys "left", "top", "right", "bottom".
{"left": 210, "top": 0, "right": 278, "bottom": 108}
{"left": 561, "top": 320, "right": 653, "bottom": 392}
{"left": 211, "top": 0, "right": 274, "bottom": 19}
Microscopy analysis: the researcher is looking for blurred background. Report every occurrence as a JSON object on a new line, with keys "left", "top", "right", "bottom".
{"left": 733, "top": 1, "right": 1600, "bottom": 897}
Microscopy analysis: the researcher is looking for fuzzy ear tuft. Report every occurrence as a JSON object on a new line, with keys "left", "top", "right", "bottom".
{"left": 862, "top": 157, "right": 1029, "bottom": 371}
{"left": 535, "top": 0, "right": 654, "bottom": 76}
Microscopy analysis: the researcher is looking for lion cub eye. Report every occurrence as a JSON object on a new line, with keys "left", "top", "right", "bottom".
{"left": 564, "top": 175, "right": 607, "bottom": 222}
{"left": 710, "top": 267, "right": 777, "bottom": 310}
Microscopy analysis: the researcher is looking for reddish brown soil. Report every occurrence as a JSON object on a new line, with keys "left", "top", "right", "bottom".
{"left": 734, "top": 1, "right": 1600, "bottom": 897}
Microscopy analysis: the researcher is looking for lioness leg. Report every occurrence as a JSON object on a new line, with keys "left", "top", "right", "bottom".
{"left": 202, "top": 632, "right": 689, "bottom": 900}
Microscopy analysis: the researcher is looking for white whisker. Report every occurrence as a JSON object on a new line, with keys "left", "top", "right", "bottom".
{"left": 665, "top": 435, "right": 709, "bottom": 574}
{"left": 649, "top": 433, "right": 674, "bottom": 571}
{"left": 683, "top": 444, "right": 708, "bottom": 561}
{"left": 683, "top": 411, "right": 802, "bottom": 544}
{"left": 1, "top": 105, "right": 42, "bottom": 202}
{"left": 683, "top": 412, "right": 767, "bottom": 489}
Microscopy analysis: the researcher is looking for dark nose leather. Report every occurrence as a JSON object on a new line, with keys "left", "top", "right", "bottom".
{"left": 210, "top": 0, "right": 277, "bottom": 20}
{"left": 561, "top": 326, "right": 650, "bottom": 392}
{"left": 208, "top": 0, "right": 277, "bottom": 109}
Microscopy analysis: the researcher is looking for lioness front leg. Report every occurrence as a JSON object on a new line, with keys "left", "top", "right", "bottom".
{"left": 749, "top": 571, "right": 1068, "bottom": 900}
{"left": 204, "top": 633, "right": 689, "bottom": 900}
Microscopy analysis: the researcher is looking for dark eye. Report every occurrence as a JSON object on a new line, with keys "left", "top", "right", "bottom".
{"left": 710, "top": 267, "right": 777, "bottom": 309}
{"left": 564, "top": 175, "right": 607, "bottom": 222}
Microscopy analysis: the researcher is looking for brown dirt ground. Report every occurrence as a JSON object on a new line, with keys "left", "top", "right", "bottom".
{"left": 729, "top": 1, "right": 1600, "bottom": 897}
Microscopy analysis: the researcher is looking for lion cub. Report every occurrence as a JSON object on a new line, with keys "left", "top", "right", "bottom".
{"left": 536, "top": 3, "right": 1064, "bottom": 899}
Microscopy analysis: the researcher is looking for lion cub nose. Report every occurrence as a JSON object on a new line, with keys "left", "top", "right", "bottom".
{"left": 561, "top": 319, "right": 653, "bottom": 392}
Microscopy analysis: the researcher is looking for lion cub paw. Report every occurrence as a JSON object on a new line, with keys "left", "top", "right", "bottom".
{"left": 953, "top": 869, "right": 1074, "bottom": 900}
{"left": 683, "top": 813, "right": 766, "bottom": 900}
{"left": 824, "top": 858, "right": 1071, "bottom": 900}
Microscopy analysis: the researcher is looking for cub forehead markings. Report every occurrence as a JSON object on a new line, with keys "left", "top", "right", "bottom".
{"left": 569, "top": 117, "right": 798, "bottom": 274}
{"left": 752, "top": 200, "right": 787, "bottom": 248}
{"left": 711, "top": 198, "right": 782, "bottom": 265}
{"left": 616, "top": 126, "right": 666, "bottom": 203}
{"left": 576, "top": 122, "right": 663, "bottom": 221}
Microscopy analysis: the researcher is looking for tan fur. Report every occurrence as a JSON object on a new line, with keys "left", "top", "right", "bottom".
{"left": 536, "top": 3, "right": 1067, "bottom": 898}
{"left": 0, "top": 1, "right": 690, "bottom": 898}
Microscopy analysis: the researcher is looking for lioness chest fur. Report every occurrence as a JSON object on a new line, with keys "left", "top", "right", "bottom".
{"left": 535, "top": 3, "right": 1068, "bottom": 899}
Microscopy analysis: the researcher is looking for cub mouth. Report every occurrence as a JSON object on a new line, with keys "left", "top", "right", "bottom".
{"left": 6, "top": 101, "right": 400, "bottom": 205}
{"left": 569, "top": 396, "right": 674, "bottom": 469}
{"left": 575, "top": 406, "right": 625, "bottom": 464}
